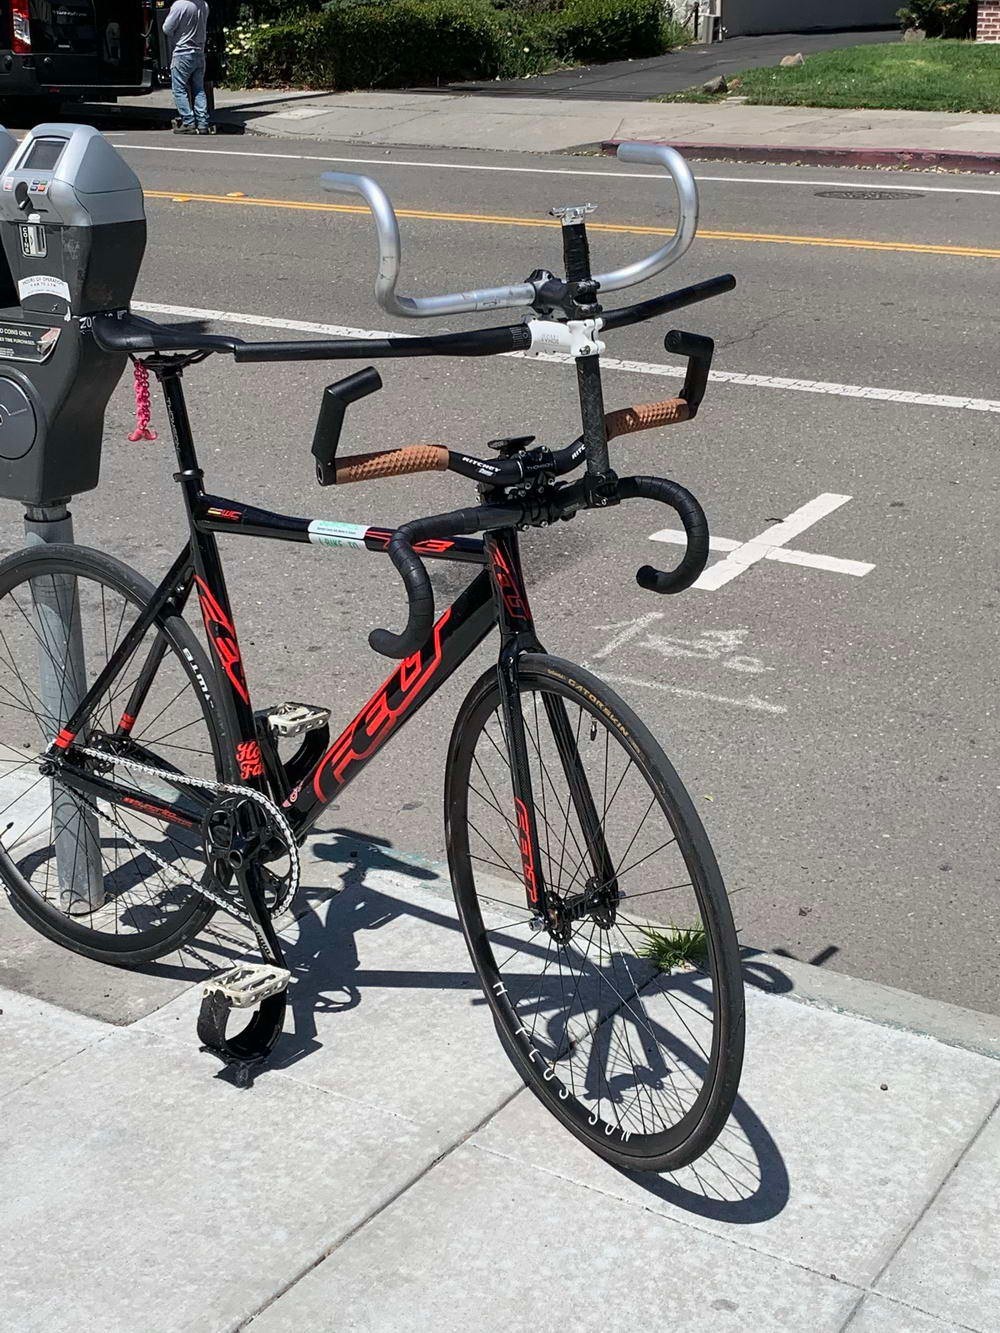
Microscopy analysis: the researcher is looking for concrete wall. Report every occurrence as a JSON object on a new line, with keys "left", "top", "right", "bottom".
{"left": 722, "top": 0, "right": 899, "bottom": 37}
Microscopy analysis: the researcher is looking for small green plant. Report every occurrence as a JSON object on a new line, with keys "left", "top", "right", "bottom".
{"left": 637, "top": 924, "right": 707, "bottom": 972}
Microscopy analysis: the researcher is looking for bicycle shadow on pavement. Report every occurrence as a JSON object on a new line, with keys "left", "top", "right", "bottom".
{"left": 266, "top": 828, "right": 456, "bottom": 1066}
{"left": 615, "top": 946, "right": 845, "bottom": 1225}
{"left": 265, "top": 835, "right": 792, "bottom": 1225}
{"left": 616, "top": 1073, "right": 790, "bottom": 1226}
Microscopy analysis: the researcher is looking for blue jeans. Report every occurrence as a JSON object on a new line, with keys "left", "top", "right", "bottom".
{"left": 171, "top": 51, "right": 209, "bottom": 129}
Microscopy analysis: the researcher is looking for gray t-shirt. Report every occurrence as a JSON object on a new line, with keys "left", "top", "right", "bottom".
{"left": 163, "top": 0, "right": 209, "bottom": 60}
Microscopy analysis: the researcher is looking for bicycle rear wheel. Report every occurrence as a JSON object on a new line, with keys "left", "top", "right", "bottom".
{"left": 446, "top": 655, "right": 744, "bottom": 1172}
{"left": 0, "top": 544, "right": 232, "bottom": 965}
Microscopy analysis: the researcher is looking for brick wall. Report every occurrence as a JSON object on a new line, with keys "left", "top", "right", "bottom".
{"left": 978, "top": 1, "right": 1000, "bottom": 40}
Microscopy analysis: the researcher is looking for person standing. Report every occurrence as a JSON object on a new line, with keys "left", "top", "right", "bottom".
{"left": 164, "top": 0, "right": 212, "bottom": 135}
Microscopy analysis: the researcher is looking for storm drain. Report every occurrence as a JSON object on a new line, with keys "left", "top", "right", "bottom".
{"left": 814, "top": 189, "right": 925, "bottom": 200}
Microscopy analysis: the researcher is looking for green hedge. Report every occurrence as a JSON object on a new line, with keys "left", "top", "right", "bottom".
{"left": 225, "top": 0, "right": 686, "bottom": 90}
{"left": 558, "top": 0, "right": 667, "bottom": 63}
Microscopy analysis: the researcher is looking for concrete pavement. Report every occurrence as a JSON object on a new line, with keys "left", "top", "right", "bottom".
{"left": 232, "top": 91, "right": 1000, "bottom": 170}
{"left": 67, "top": 70, "right": 1000, "bottom": 171}
{"left": 2, "top": 843, "right": 999, "bottom": 1332}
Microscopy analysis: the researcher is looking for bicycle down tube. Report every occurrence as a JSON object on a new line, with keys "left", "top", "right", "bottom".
{"left": 47, "top": 382, "right": 498, "bottom": 847}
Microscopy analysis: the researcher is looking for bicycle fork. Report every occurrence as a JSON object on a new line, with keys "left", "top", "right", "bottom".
{"left": 487, "top": 531, "right": 617, "bottom": 935}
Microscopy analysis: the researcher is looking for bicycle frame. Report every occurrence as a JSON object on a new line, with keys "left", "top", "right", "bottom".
{"left": 48, "top": 361, "right": 612, "bottom": 948}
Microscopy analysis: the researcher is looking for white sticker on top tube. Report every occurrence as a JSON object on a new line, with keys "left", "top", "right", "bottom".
{"left": 307, "top": 519, "right": 368, "bottom": 548}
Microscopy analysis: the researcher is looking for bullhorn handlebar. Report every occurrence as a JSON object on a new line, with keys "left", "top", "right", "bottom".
{"left": 321, "top": 142, "right": 699, "bottom": 318}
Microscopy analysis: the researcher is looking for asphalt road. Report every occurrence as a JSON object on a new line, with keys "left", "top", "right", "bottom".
{"left": 2, "top": 133, "right": 996, "bottom": 1013}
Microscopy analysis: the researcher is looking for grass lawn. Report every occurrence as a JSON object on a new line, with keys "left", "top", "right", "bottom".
{"left": 658, "top": 40, "right": 1000, "bottom": 114}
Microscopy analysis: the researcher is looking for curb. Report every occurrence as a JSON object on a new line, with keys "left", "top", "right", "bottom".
{"left": 338, "top": 841, "right": 1000, "bottom": 1063}
{"left": 741, "top": 948, "right": 1000, "bottom": 1063}
{"left": 600, "top": 137, "right": 1000, "bottom": 174}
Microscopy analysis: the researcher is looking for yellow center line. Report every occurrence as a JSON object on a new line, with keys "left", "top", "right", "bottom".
{"left": 145, "top": 189, "right": 1000, "bottom": 261}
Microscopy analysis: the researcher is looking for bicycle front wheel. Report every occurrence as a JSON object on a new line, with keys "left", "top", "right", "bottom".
{"left": 446, "top": 655, "right": 744, "bottom": 1172}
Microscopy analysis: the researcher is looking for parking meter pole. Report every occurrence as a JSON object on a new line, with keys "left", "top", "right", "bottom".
{"left": 24, "top": 503, "right": 104, "bottom": 913}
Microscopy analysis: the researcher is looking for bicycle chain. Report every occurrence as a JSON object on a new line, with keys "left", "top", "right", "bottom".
{"left": 71, "top": 745, "right": 300, "bottom": 920}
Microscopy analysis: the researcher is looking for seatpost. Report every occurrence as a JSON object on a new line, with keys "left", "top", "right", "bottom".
{"left": 553, "top": 204, "right": 613, "bottom": 488}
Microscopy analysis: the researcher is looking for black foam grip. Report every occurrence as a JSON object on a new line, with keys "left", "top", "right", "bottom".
{"left": 601, "top": 274, "right": 736, "bottom": 333}
{"left": 617, "top": 475, "right": 709, "bottom": 594}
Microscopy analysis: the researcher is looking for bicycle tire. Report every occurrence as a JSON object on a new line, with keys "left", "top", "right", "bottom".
{"left": 446, "top": 654, "right": 744, "bottom": 1172}
{"left": 0, "top": 544, "right": 233, "bottom": 966}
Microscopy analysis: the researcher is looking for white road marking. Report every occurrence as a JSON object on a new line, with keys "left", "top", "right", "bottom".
{"left": 594, "top": 671, "right": 787, "bottom": 715}
{"left": 132, "top": 301, "right": 1000, "bottom": 417}
{"left": 592, "top": 612, "right": 666, "bottom": 660}
{"left": 650, "top": 492, "right": 875, "bottom": 590}
{"left": 642, "top": 628, "right": 772, "bottom": 674}
{"left": 650, "top": 529, "right": 875, "bottom": 578}
{"left": 594, "top": 617, "right": 770, "bottom": 673}
{"left": 114, "top": 142, "right": 1000, "bottom": 197}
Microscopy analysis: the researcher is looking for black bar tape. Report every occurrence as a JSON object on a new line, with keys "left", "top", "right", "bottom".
{"left": 369, "top": 530, "right": 437, "bottom": 659}
{"left": 369, "top": 504, "right": 525, "bottom": 659}
{"left": 615, "top": 475, "right": 709, "bottom": 594}
{"left": 601, "top": 274, "right": 736, "bottom": 333}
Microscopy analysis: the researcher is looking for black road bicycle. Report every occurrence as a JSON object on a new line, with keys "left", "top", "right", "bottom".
{"left": 0, "top": 144, "right": 744, "bottom": 1171}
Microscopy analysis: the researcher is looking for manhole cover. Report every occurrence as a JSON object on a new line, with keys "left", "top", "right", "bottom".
{"left": 814, "top": 188, "right": 924, "bottom": 200}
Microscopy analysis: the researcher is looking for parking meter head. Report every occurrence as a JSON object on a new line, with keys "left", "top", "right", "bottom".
{"left": 0, "top": 124, "right": 147, "bottom": 505}
{"left": 0, "top": 123, "right": 146, "bottom": 317}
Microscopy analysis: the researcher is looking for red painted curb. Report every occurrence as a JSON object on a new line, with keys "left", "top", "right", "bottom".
{"left": 599, "top": 138, "right": 1000, "bottom": 174}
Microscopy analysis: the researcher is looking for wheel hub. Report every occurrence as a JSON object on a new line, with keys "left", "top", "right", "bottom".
{"left": 543, "top": 875, "right": 621, "bottom": 940}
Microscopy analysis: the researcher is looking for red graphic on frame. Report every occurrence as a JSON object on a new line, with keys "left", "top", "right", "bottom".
{"left": 514, "top": 797, "right": 539, "bottom": 905}
{"left": 489, "top": 542, "right": 530, "bottom": 622}
{"left": 236, "top": 740, "right": 265, "bottom": 780}
{"left": 195, "top": 576, "right": 250, "bottom": 705}
{"left": 312, "top": 608, "right": 451, "bottom": 800}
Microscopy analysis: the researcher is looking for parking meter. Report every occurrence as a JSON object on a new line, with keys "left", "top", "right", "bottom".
{"left": 0, "top": 123, "right": 146, "bottom": 505}
{"left": 0, "top": 123, "right": 148, "bottom": 913}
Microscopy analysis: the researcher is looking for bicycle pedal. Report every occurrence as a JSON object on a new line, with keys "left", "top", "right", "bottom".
{"left": 204, "top": 963, "right": 291, "bottom": 1009}
{"left": 261, "top": 702, "right": 331, "bottom": 739}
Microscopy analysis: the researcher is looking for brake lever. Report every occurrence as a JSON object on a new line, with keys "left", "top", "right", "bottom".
{"left": 664, "top": 330, "right": 715, "bottom": 418}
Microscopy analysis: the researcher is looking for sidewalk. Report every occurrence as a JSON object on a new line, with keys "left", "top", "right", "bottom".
{"left": 100, "top": 80, "right": 1000, "bottom": 171}
{"left": 233, "top": 92, "right": 1000, "bottom": 170}
{"left": 2, "top": 838, "right": 999, "bottom": 1332}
